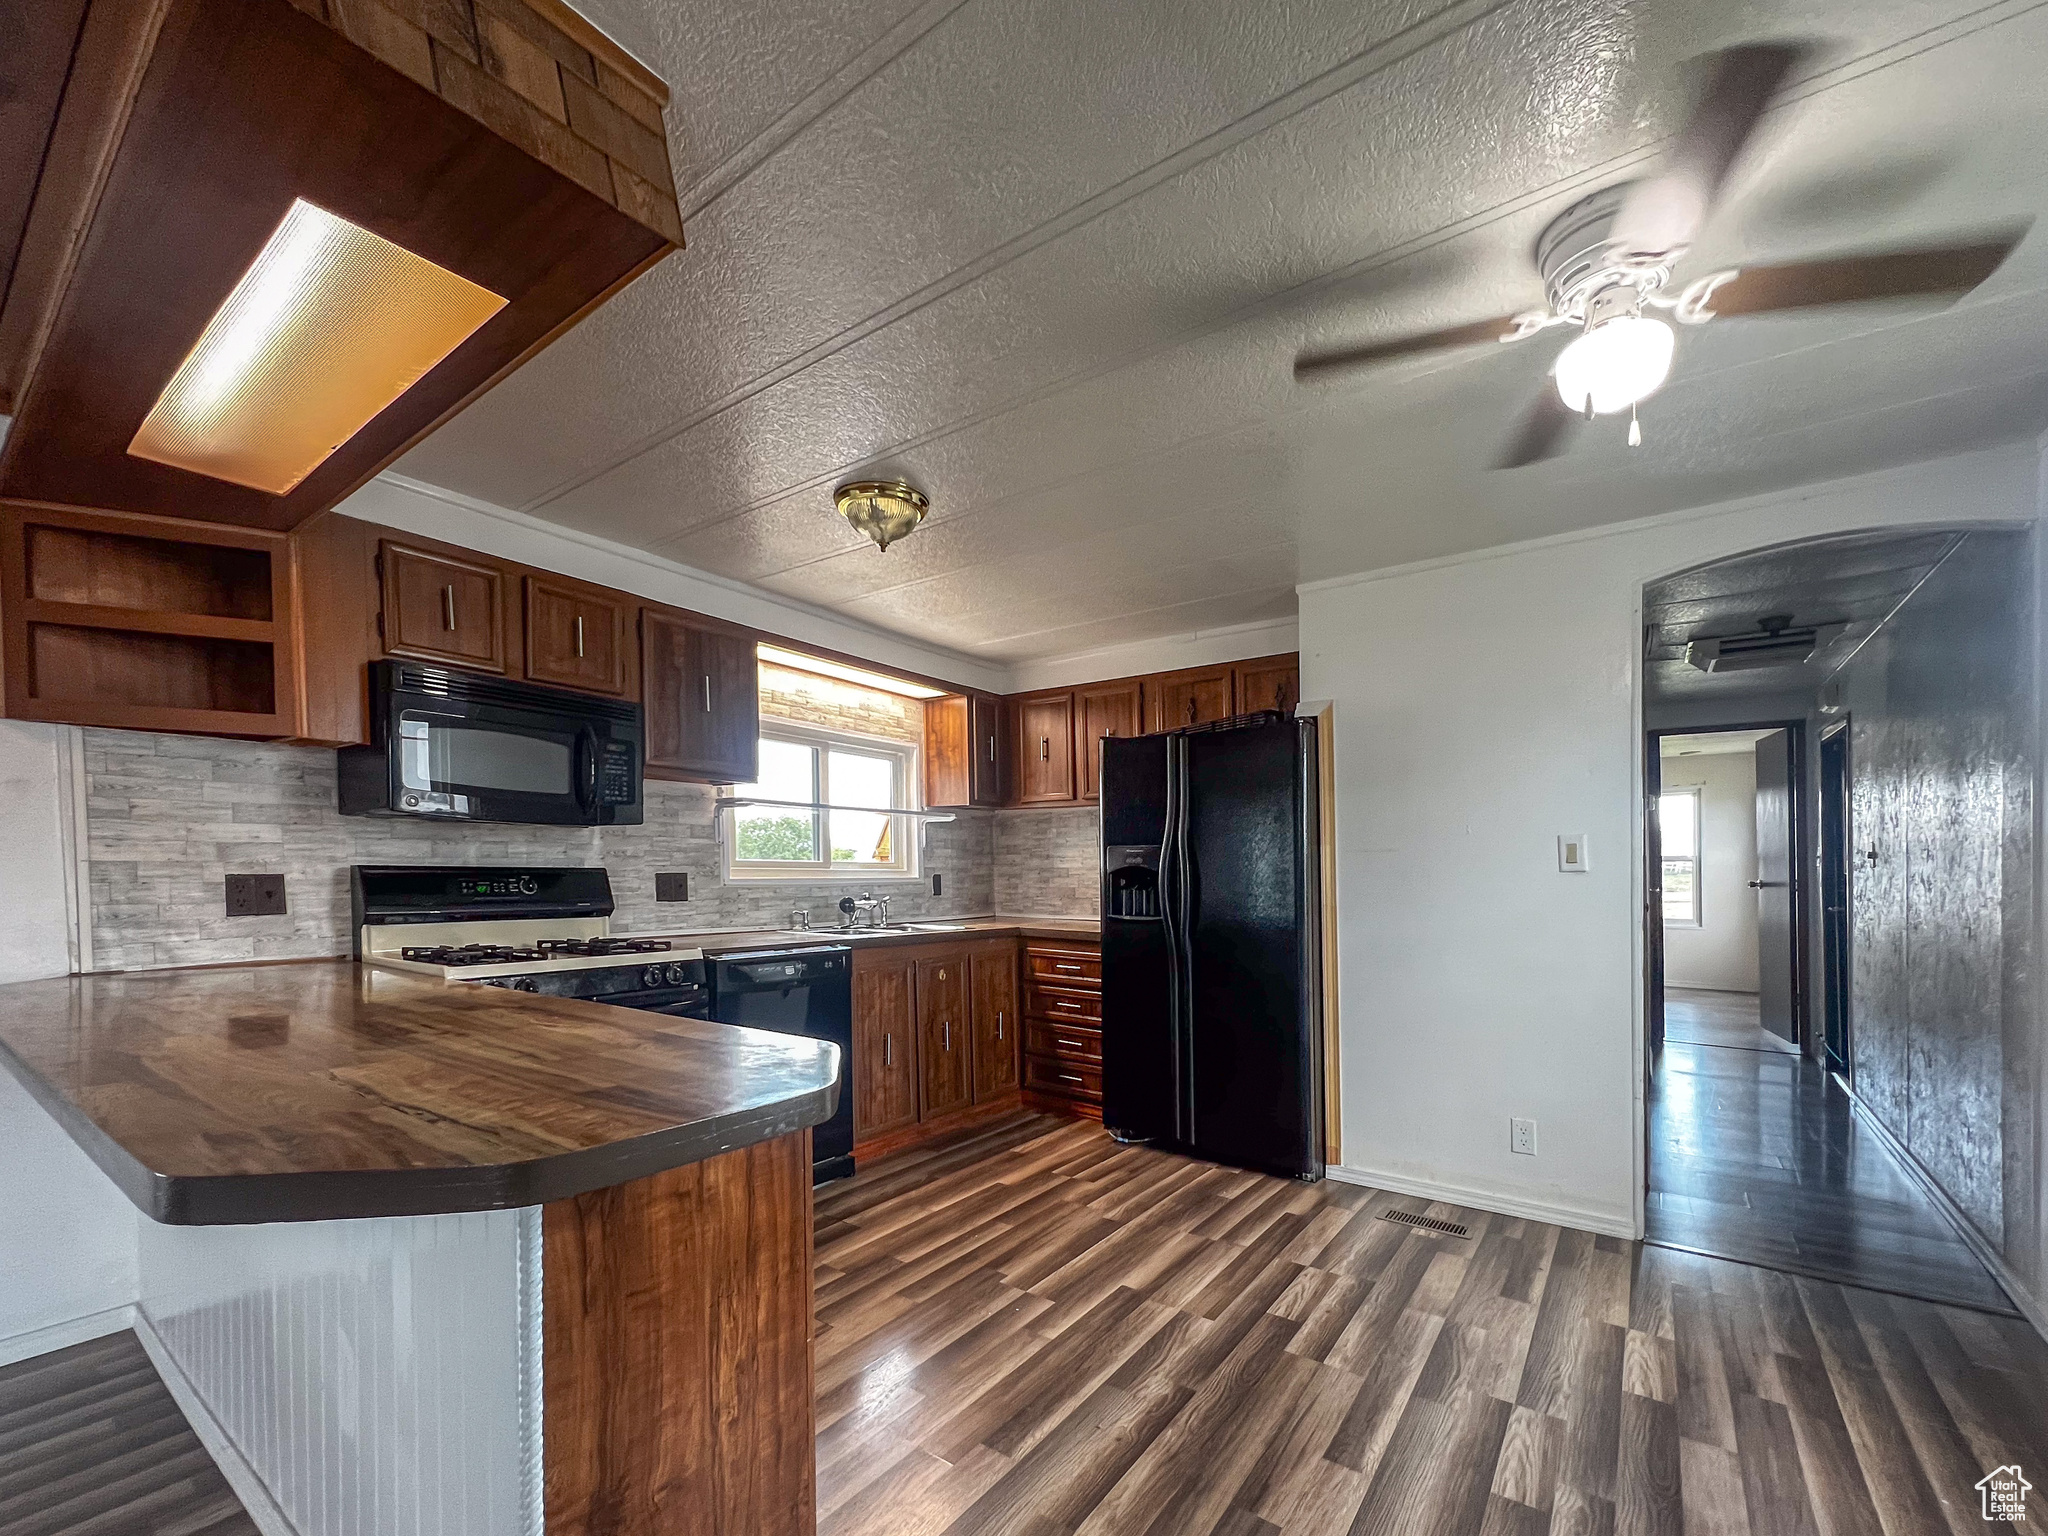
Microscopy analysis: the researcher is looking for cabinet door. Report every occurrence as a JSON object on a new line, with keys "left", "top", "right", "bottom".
{"left": 852, "top": 953, "right": 919, "bottom": 1138}
{"left": 382, "top": 542, "right": 505, "bottom": 671}
{"left": 643, "top": 609, "right": 760, "bottom": 782}
{"left": 1075, "top": 681, "right": 1141, "bottom": 802}
{"left": 525, "top": 577, "right": 626, "bottom": 694}
{"left": 1233, "top": 657, "right": 1298, "bottom": 717}
{"left": 970, "top": 692, "right": 1007, "bottom": 806}
{"left": 1015, "top": 693, "right": 1075, "bottom": 804}
{"left": 916, "top": 954, "right": 973, "bottom": 1117}
{"left": 923, "top": 695, "right": 971, "bottom": 808}
{"left": 970, "top": 944, "right": 1019, "bottom": 1101}
{"left": 1148, "top": 667, "right": 1233, "bottom": 732}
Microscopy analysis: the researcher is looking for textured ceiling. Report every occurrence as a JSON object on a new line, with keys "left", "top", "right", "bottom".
{"left": 397, "top": 0, "right": 2048, "bottom": 665}
{"left": 1642, "top": 526, "right": 1962, "bottom": 706}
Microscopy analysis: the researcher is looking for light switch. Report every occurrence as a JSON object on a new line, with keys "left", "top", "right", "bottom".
{"left": 1557, "top": 834, "right": 1589, "bottom": 872}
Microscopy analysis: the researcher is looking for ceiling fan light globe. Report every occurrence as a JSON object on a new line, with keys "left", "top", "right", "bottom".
{"left": 1552, "top": 315, "right": 1675, "bottom": 416}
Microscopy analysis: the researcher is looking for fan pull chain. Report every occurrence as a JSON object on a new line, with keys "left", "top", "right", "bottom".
{"left": 1628, "top": 404, "right": 1642, "bottom": 448}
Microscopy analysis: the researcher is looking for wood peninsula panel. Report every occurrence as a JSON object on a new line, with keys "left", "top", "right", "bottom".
{"left": 544, "top": 1130, "right": 816, "bottom": 1536}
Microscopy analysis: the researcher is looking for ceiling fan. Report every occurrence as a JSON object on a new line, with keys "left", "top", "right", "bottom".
{"left": 1294, "top": 42, "right": 2029, "bottom": 468}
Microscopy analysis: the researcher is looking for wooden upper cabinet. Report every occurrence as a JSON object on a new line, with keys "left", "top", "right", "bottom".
{"left": 1015, "top": 692, "right": 1076, "bottom": 805}
{"left": 970, "top": 943, "right": 1020, "bottom": 1102}
{"left": 971, "top": 692, "right": 1008, "bottom": 806}
{"left": 1234, "top": 655, "right": 1300, "bottom": 717}
{"left": 925, "top": 691, "right": 1010, "bottom": 808}
{"left": 642, "top": 608, "right": 759, "bottom": 784}
{"left": 852, "top": 950, "right": 919, "bottom": 1140}
{"left": 525, "top": 577, "right": 626, "bottom": 695}
{"left": 916, "top": 955, "right": 973, "bottom": 1119}
{"left": 1148, "top": 665, "right": 1234, "bottom": 732}
{"left": 1076, "top": 681, "right": 1141, "bottom": 802}
{"left": 0, "top": 501, "right": 298, "bottom": 737}
{"left": 381, "top": 542, "right": 506, "bottom": 672}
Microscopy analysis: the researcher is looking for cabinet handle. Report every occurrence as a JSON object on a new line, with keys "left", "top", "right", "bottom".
{"left": 943, "top": 1021, "right": 951, "bottom": 1051}
{"left": 575, "top": 615, "right": 585, "bottom": 658}
{"left": 1059, "top": 1073, "right": 1084, "bottom": 1085}
{"left": 1040, "top": 736, "right": 1049, "bottom": 760}
{"left": 702, "top": 675, "right": 712, "bottom": 712}
{"left": 996, "top": 1010, "right": 1003, "bottom": 1041}
{"left": 988, "top": 735, "right": 996, "bottom": 762}
{"left": 1058, "top": 1037, "right": 1083, "bottom": 1050}
{"left": 884, "top": 1032, "right": 892, "bottom": 1067}
{"left": 1055, "top": 962, "right": 1081, "bottom": 972}
{"left": 442, "top": 585, "right": 456, "bottom": 631}
{"left": 1185, "top": 699, "right": 1197, "bottom": 723}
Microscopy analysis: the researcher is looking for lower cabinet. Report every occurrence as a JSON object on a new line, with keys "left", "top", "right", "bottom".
{"left": 1020, "top": 940, "right": 1104, "bottom": 1119}
{"left": 852, "top": 938, "right": 1022, "bottom": 1153}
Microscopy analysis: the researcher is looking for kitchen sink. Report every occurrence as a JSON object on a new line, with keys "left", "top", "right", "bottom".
{"left": 904, "top": 922, "right": 970, "bottom": 931}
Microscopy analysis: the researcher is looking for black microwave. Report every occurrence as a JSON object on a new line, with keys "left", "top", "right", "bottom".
{"left": 338, "top": 662, "right": 644, "bottom": 825}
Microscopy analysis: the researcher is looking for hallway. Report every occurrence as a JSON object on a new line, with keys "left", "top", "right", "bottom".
{"left": 1646, "top": 1002, "right": 2013, "bottom": 1313}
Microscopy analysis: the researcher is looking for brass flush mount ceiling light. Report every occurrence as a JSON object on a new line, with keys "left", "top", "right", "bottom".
{"left": 834, "top": 480, "right": 928, "bottom": 551}
{"left": 128, "top": 199, "right": 506, "bottom": 494}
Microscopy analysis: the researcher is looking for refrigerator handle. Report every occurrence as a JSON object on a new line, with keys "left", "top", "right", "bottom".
{"left": 1160, "top": 736, "right": 1185, "bottom": 1143}
{"left": 1173, "top": 735, "right": 1196, "bottom": 1144}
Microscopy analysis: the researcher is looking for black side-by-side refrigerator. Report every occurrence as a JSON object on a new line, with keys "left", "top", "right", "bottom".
{"left": 1099, "top": 714, "right": 1323, "bottom": 1180}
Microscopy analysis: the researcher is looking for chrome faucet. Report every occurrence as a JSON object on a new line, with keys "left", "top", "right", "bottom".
{"left": 837, "top": 891, "right": 888, "bottom": 929}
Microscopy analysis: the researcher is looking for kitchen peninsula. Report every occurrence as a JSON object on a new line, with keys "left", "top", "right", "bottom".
{"left": 0, "top": 960, "right": 839, "bottom": 1536}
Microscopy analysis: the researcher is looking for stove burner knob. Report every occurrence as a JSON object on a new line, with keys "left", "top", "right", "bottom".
{"left": 513, "top": 978, "right": 539, "bottom": 993}
{"left": 518, "top": 875, "right": 537, "bottom": 895}
{"left": 667, "top": 963, "right": 688, "bottom": 986}
{"left": 644, "top": 966, "right": 665, "bottom": 988}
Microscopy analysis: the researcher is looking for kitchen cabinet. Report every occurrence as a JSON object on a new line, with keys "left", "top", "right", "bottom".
{"left": 380, "top": 541, "right": 507, "bottom": 672}
{"left": 1015, "top": 691, "right": 1076, "bottom": 804}
{"left": 970, "top": 942, "right": 1020, "bottom": 1101}
{"left": 1234, "top": 654, "right": 1300, "bottom": 717}
{"left": 0, "top": 501, "right": 298, "bottom": 737}
{"left": 1022, "top": 940, "right": 1103, "bottom": 1119}
{"left": 1075, "top": 680, "right": 1141, "bottom": 802}
{"left": 525, "top": 577, "right": 627, "bottom": 696}
{"left": 852, "top": 952, "right": 919, "bottom": 1139}
{"left": 916, "top": 955, "right": 973, "bottom": 1118}
{"left": 1147, "top": 665, "right": 1234, "bottom": 732}
{"left": 642, "top": 609, "right": 759, "bottom": 784}
{"left": 924, "top": 690, "right": 1008, "bottom": 808}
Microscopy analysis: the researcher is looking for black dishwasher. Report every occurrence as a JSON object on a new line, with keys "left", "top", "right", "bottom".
{"left": 711, "top": 948, "right": 854, "bottom": 1184}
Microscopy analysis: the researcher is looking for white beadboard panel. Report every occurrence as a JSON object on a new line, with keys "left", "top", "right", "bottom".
{"left": 83, "top": 727, "right": 996, "bottom": 971}
{"left": 138, "top": 1208, "right": 539, "bottom": 1536}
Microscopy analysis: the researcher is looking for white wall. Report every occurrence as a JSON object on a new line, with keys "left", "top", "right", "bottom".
{"left": 1661, "top": 751, "right": 1759, "bottom": 994}
{"left": 1300, "top": 442, "right": 2041, "bottom": 1238}
{"left": 0, "top": 722, "right": 138, "bottom": 1357}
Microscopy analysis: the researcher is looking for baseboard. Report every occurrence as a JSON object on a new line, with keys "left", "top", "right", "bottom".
{"left": 1327, "top": 1163, "right": 1637, "bottom": 1240}
{"left": 133, "top": 1309, "right": 301, "bottom": 1536}
{"left": 1840, "top": 1083, "right": 2048, "bottom": 1343}
{"left": 0, "top": 1304, "right": 135, "bottom": 1368}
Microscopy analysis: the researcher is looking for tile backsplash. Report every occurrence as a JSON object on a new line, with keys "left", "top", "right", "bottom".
{"left": 995, "top": 806, "right": 1101, "bottom": 918}
{"left": 83, "top": 729, "right": 995, "bottom": 971}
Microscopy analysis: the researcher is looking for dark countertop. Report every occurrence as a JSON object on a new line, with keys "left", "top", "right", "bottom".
{"left": 645, "top": 914, "right": 1100, "bottom": 954}
{"left": 0, "top": 960, "right": 840, "bottom": 1227}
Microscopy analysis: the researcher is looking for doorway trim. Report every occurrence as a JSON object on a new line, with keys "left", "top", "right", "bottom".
{"left": 1644, "top": 719, "right": 1814, "bottom": 1052}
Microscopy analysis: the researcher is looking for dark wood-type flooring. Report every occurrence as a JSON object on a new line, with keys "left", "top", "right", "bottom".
{"left": 0, "top": 1331, "right": 256, "bottom": 1536}
{"left": 1663, "top": 990, "right": 1793, "bottom": 1054}
{"left": 813, "top": 1113, "right": 2047, "bottom": 1536}
{"left": 1647, "top": 1036, "right": 2013, "bottom": 1315}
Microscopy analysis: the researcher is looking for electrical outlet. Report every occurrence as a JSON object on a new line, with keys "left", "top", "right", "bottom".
{"left": 655, "top": 872, "right": 689, "bottom": 902}
{"left": 1511, "top": 1118, "right": 1538, "bottom": 1156}
{"left": 931, "top": 873, "right": 942, "bottom": 896}
{"left": 225, "top": 873, "right": 287, "bottom": 917}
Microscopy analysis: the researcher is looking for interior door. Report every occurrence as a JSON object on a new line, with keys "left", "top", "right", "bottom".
{"left": 1754, "top": 729, "right": 1797, "bottom": 1044}
{"left": 1645, "top": 738, "right": 1665, "bottom": 1065}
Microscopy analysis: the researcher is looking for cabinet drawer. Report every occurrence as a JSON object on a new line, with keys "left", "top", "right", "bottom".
{"left": 1027, "top": 1021, "right": 1101, "bottom": 1063}
{"left": 1026, "top": 984, "right": 1101, "bottom": 1023}
{"left": 1026, "top": 950, "right": 1100, "bottom": 986}
{"left": 1024, "top": 1054, "right": 1102, "bottom": 1101}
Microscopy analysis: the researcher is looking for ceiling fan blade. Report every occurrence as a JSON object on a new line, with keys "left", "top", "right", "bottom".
{"left": 1611, "top": 41, "right": 1813, "bottom": 261}
{"left": 1702, "top": 231, "right": 2027, "bottom": 316}
{"left": 1294, "top": 315, "right": 1526, "bottom": 381}
{"left": 1493, "top": 387, "right": 1579, "bottom": 470}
